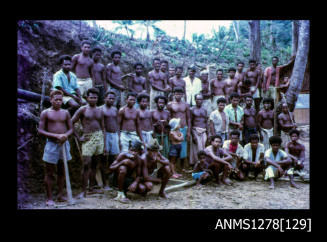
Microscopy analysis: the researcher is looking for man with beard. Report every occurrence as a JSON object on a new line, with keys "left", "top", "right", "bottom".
{"left": 168, "top": 66, "right": 186, "bottom": 102}
{"left": 210, "top": 69, "right": 226, "bottom": 111}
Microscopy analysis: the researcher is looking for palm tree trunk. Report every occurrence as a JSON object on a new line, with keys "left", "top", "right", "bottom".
{"left": 292, "top": 20, "right": 300, "bottom": 57}
{"left": 183, "top": 20, "right": 186, "bottom": 41}
{"left": 285, "top": 20, "right": 310, "bottom": 112}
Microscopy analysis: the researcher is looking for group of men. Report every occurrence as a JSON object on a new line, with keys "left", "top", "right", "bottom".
{"left": 38, "top": 40, "right": 306, "bottom": 206}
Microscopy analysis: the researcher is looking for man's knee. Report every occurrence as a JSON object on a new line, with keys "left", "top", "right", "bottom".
{"left": 145, "top": 182, "right": 153, "bottom": 191}
{"left": 68, "top": 100, "right": 80, "bottom": 109}
{"left": 118, "top": 165, "right": 127, "bottom": 175}
{"left": 138, "top": 183, "right": 146, "bottom": 194}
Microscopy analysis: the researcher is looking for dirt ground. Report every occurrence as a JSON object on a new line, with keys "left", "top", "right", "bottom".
{"left": 18, "top": 125, "right": 310, "bottom": 210}
{"left": 19, "top": 175, "right": 309, "bottom": 210}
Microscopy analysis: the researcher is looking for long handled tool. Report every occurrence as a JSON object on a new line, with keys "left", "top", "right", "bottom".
{"left": 62, "top": 143, "right": 75, "bottom": 205}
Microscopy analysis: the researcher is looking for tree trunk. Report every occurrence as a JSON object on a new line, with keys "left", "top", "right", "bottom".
{"left": 146, "top": 23, "right": 150, "bottom": 42}
{"left": 249, "top": 20, "right": 261, "bottom": 63}
{"left": 183, "top": 20, "right": 186, "bottom": 41}
{"left": 285, "top": 20, "right": 310, "bottom": 112}
{"left": 292, "top": 20, "right": 300, "bottom": 56}
{"left": 233, "top": 20, "right": 239, "bottom": 42}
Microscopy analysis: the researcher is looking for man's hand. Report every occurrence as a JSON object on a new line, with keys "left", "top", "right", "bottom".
{"left": 277, "top": 166, "right": 284, "bottom": 176}
{"left": 79, "top": 134, "right": 90, "bottom": 142}
{"left": 56, "top": 134, "right": 68, "bottom": 143}
{"left": 103, "top": 147, "right": 109, "bottom": 156}
{"left": 186, "top": 132, "right": 191, "bottom": 142}
{"left": 128, "top": 181, "right": 138, "bottom": 193}
{"left": 254, "top": 161, "right": 261, "bottom": 168}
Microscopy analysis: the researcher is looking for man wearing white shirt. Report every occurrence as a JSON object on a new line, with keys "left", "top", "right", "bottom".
{"left": 184, "top": 66, "right": 202, "bottom": 107}
{"left": 209, "top": 97, "right": 229, "bottom": 142}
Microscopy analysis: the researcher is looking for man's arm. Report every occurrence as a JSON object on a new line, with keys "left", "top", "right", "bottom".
{"left": 136, "top": 110, "right": 144, "bottom": 143}
{"left": 106, "top": 64, "right": 124, "bottom": 90}
{"left": 91, "top": 65, "right": 96, "bottom": 87}
{"left": 71, "top": 54, "right": 79, "bottom": 74}
{"left": 186, "top": 104, "right": 191, "bottom": 141}
{"left": 64, "top": 111, "right": 73, "bottom": 138}
{"left": 207, "top": 148, "right": 232, "bottom": 167}
{"left": 209, "top": 120, "right": 215, "bottom": 136}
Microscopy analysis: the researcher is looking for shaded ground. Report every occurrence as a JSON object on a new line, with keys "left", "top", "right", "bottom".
{"left": 19, "top": 176, "right": 309, "bottom": 209}
{"left": 18, "top": 125, "right": 309, "bottom": 210}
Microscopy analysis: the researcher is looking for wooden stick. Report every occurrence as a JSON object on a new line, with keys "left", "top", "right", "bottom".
{"left": 62, "top": 144, "right": 74, "bottom": 204}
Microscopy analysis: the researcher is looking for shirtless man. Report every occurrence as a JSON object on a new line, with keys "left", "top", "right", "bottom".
{"left": 278, "top": 103, "right": 297, "bottom": 149}
{"left": 190, "top": 94, "right": 209, "bottom": 167}
{"left": 285, "top": 129, "right": 305, "bottom": 173}
{"left": 167, "top": 87, "right": 191, "bottom": 171}
{"left": 126, "top": 63, "right": 147, "bottom": 109}
{"left": 38, "top": 90, "right": 73, "bottom": 206}
{"left": 237, "top": 79, "right": 252, "bottom": 107}
{"left": 168, "top": 66, "right": 186, "bottom": 102}
{"left": 276, "top": 76, "right": 290, "bottom": 100}
{"left": 118, "top": 92, "right": 144, "bottom": 152}
{"left": 109, "top": 140, "right": 143, "bottom": 203}
{"left": 244, "top": 60, "right": 261, "bottom": 113}
{"left": 224, "top": 68, "right": 239, "bottom": 103}
{"left": 199, "top": 70, "right": 211, "bottom": 114}
{"left": 71, "top": 88, "right": 106, "bottom": 198}
{"left": 243, "top": 95, "right": 259, "bottom": 146}
{"left": 262, "top": 56, "right": 280, "bottom": 101}
{"left": 235, "top": 61, "right": 245, "bottom": 85}
{"left": 71, "top": 40, "right": 94, "bottom": 98}
{"left": 210, "top": 69, "right": 226, "bottom": 111}
{"left": 91, "top": 47, "right": 107, "bottom": 106}
{"left": 137, "top": 139, "right": 172, "bottom": 198}
{"left": 106, "top": 50, "right": 125, "bottom": 109}
{"left": 160, "top": 60, "right": 169, "bottom": 82}
{"left": 257, "top": 98, "right": 274, "bottom": 150}
{"left": 204, "top": 135, "right": 233, "bottom": 185}
{"left": 151, "top": 95, "right": 171, "bottom": 158}
{"left": 137, "top": 93, "right": 153, "bottom": 151}
{"left": 168, "top": 67, "right": 176, "bottom": 79}
{"left": 101, "top": 91, "right": 120, "bottom": 189}
{"left": 148, "top": 58, "right": 171, "bottom": 109}
{"left": 52, "top": 55, "right": 84, "bottom": 116}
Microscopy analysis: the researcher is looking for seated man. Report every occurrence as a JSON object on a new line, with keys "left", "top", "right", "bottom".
{"left": 135, "top": 139, "right": 172, "bottom": 198}
{"left": 285, "top": 129, "right": 306, "bottom": 176}
{"left": 204, "top": 135, "right": 233, "bottom": 185}
{"left": 109, "top": 140, "right": 143, "bottom": 203}
{"left": 52, "top": 55, "right": 85, "bottom": 115}
{"left": 222, "top": 130, "right": 245, "bottom": 181}
{"left": 192, "top": 150, "right": 213, "bottom": 186}
{"left": 264, "top": 135, "right": 299, "bottom": 189}
{"left": 241, "top": 134, "right": 265, "bottom": 180}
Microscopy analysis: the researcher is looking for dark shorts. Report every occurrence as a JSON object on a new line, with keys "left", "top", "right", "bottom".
{"left": 243, "top": 127, "right": 258, "bottom": 145}
{"left": 95, "top": 85, "right": 105, "bottom": 105}
{"left": 109, "top": 172, "right": 135, "bottom": 192}
{"left": 169, "top": 144, "right": 182, "bottom": 157}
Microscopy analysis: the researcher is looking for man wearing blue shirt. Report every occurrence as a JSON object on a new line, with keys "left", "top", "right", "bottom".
{"left": 52, "top": 55, "right": 85, "bottom": 115}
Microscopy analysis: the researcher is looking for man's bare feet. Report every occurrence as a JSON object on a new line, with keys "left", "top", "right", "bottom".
{"left": 269, "top": 184, "right": 275, "bottom": 189}
{"left": 159, "top": 191, "right": 168, "bottom": 199}
{"left": 221, "top": 178, "right": 232, "bottom": 186}
{"left": 290, "top": 182, "right": 299, "bottom": 189}
{"left": 57, "top": 196, "right": 67, "bottom": 202}
{"left": 76, "top": 192, "right": 86, "bottom": 199}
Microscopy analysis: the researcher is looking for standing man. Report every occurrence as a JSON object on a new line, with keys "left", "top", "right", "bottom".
{"left": 38, "top": 90, "right": 73, "bottom": 206}
{"left": 262, "top": 56, "right": 281, "bottom": 101}
{"left": 224, "top": 92, "right": 244, "bottom": 141}
{"left": 184, "top": 66, "right": 202, "bottom": 107}
{"left": 118, "top": 92, "right": 144, "bottom": 152}
{"left": 244, "top": 60, "right": 261, "bottom": 113}
{"left": 167, "top": 87, "right": 191, "bottom": 171}
{"left": 137, "top": 93, "right": 154, "bottom": 151}
{"left": 243, "top": 95, "right": 259, "bottom": 146}
{"left": 199, "top": 70, "right": 212, "bottom": 115}
{"left": 71, "top": 40, "right": 94, "bottom": 98}
{"left": 235, "top": 61, "right": 245, "bottom": 85}
{"left": 148, "top": 58, "right": 171, "bottom": 110}
{"left": 223, "top": 68, "right": 239, "bottom": 103}
{"left": 151, "top": 95, "right": 171, "bottom": 158}
{"left": 189, "top": 94, "right": 209, "bottom": 168}
{"left": 52, "top": 55, "right": 84, "bottom": 116}
{"left": 168, "top": 66, "right": 186, "bottom": 102}
{"left": 209, "top": 97, "right": 229, "bottom": 142}
{"left": 102, "top": 91, "right": 120, "bottom": 189}
{"left": 210, "top": 69, "right": 226, "bottom": 111}
{"left": 91, "top": 47, "right": 107, "bottom": 106}
{"left": 127, "top": 63, "right": 147, "bottom": 108}
{"left": 71, "top": 88, "right": 106, "bottom": 198}
{"left": 278, "top": 103, "right": 297, "bottom": 149}
{"left": 168, "top": 67, "right": 176, "bottom": 79}
{"left": 257, "top": 98, "right": 275, "bottom": 150}
{"left": 160, "top": 60, "right": 169, "bottom": 81}
{"left": 106, "top": 50, "right": 125, "bottom": 109}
